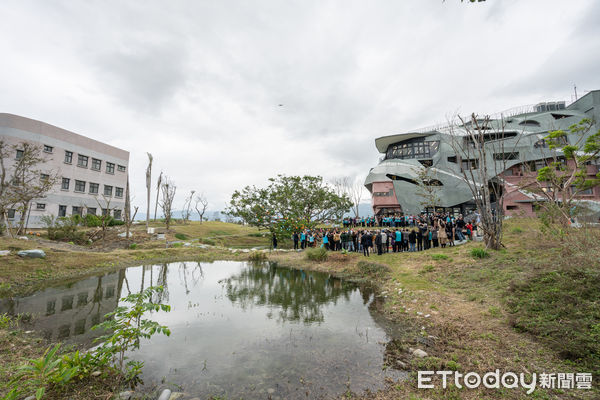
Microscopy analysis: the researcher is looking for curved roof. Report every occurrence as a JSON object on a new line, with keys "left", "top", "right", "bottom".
{"left": 374, "top": 132, "right": 432, "bottom": 153}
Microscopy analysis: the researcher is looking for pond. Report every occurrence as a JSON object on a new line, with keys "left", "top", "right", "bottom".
{"left": 0, "top": 261, "right": 405, "bottom": 399}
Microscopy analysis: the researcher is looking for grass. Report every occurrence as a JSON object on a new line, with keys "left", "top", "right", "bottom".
{"left": 1, "top": 217, "right": 599, "bottom": 399}
{"left": 470, "top": 247, "right": 489, "bottom": 258}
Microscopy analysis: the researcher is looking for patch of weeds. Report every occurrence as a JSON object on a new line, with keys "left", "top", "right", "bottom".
{"left": 445, "top": 360, "right": 461, "bottom": 371}
{"left": 470, "top": 247, "right": 489, "bottom": 259}
{"left": 419, "top": 265, "right": 435, "bottom": 274}
{"left": 487, "top": 306, "right": 502, "bottom": 318}
{"left": 248, "top": 251, "right": 267, "bottom": 262}
{"left": 171, "top": 242, "right": 183, "bottom": 248}
{"left": 430, "top": 254, "right": 449, "bottom": 261}
{"left": 129, "top": 243, "right": 138, "bottom": 250}
{"left": 200, "top": 238, "right": 216, "bottom": 246}
{"left": 174, "top": 233, "right": 188, "bottom": 240}
{"left": 511, "top": 227, "right": 523, "bottom": 234}
{"left": 357, "top": 260, "right": 390, "bottom": 276}
{"left": 305, "top": 247, "right": 328, "bottom": 261}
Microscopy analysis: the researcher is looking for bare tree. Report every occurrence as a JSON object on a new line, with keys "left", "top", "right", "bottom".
{"left": 412, "top": 165, "right": 442, "bottom": 211}
{"left": 332, "top": 176, "right": 363, "bottom": 217}
{"left": 181, "top": 190, "right": 195, "bottom": 224}
{"left": 153, "top": 171, "right": 162, "bottom": 221}
{"left": 0, "top": 141, "right": 59, "bottom": 235}
{"left": 159, "top": 177, "right": 176, "bottom": 230}
{"left": 145, "top": 152, "right": 153, "bottom": 231}
{"left": 124, "top": 176, "right": 139, "bottom": 239}
{"left": 194, "top": 193, "right": 208, "bottom": 223}
{"left": 94, "top": 194, "right": 116, "bottom": 241}
{"left": 445, "top": 113, "right": 519, "bottom": 250}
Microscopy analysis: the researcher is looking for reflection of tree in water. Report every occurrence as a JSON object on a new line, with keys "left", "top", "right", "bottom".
{"left": 224, "top": 262, "right": 356, "bottom": 324}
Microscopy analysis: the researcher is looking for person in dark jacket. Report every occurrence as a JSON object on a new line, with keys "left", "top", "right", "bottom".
{"left": 416, "top": 225, "right": 423, "bottom": 251}
{"left": 272, "top": 233, "right": 278, "bottom": 249}
{"left": 375, "top": 231, "right": 383, "bottom": 255}
{"left": 361, "top": 231, "right": 371, "bottom": 257}
{"left": 409, "top": 229, "right": 417, "bottom": 252}
{"left": 292, "top": 232, "right": 299, "bottom": 250}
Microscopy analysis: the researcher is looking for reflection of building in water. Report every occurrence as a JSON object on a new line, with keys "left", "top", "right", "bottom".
{"left": 0, "top": 269, "right": 125, "bottom": 346}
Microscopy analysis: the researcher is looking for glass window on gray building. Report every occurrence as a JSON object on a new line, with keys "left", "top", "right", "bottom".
{"left": 72, "top": 206, "right": 83, "bottom": 217}
{"left": 64, "top": 150, "right": 73, "bottom": 164}
{"left": 87, "top": 207, "right": 96, "bottom": 216}
{"left": 58, "top": 205, "right": 67, "bottom": 217}
{"left": 61, "top": 177, "right": 70, "bottom": 190}
{"left": 43, "top": 145, "right": 53, "bottom": 153}
{"left": 106, "top": 162, "right": 115, "bottom": 174}
{"left": 117, "top": 164, "right": 126, "bottom": 172}
{"left": 77, "top": 154, "right": 88, "bottom": 167}
{"left": 115, "top": 187, "right": 123, "bottom": 198}
{"left": 113, "top": 209, "right": 122, "bottom": 220}
{"left": 91, "top": 158, "right": 102, "bottom": 171}
{"left": 89, "top": 182, "right": 99, "bottom": 194}
{"left": 7, "top": 209, "right": 15, "bottom": 219}
{"left": 75, "top": 180, "right": 86, "bottom": 192}
{"left": 36, "top": 203, "right": 45, "bottom": 210}
{"left": 104, "top": 185, "right": 113, "bottom": 196}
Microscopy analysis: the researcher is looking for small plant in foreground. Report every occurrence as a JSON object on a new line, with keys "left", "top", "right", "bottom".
{"left": 357, "top": 260, "right": 390, "bottom": 276}
{"left": 174, "top": 233, "right": 188, "bottom": 240}
{"left": 92, "top": 286, "right": 171, "bottom": 385}
{"left": 129, "top": 243, "right": 138, "bottom": 250}
{"left": 470, "top": 247, "right": 489, "bottom": 259}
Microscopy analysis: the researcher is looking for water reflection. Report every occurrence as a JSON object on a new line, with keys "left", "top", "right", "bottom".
{"left": 1, "top": 261, "right": 404, "bottom": 399}
{"left": 0, "top": 270, "right": 125, "bottom": 345}
{"left": 224, "top": 263, "right": 361, "bottom": 324}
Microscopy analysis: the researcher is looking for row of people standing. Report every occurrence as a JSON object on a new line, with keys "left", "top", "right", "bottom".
{"left": 290, "top": 213, "right": 477, "bottom": 256}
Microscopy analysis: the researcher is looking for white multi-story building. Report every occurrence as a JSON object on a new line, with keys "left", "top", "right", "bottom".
{"left": 0, "top": 113, "right": 129, "bottom": 228}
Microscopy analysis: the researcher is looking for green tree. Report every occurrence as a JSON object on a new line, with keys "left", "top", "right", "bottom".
{"left": 534, "top": 118, "right": 600, "bottom": 224}
{"left": 226, "top": 175, "right": 352, "bottom": 239}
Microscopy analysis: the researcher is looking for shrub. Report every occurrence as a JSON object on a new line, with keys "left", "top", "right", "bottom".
{"left": 510, "top": 227, "right": 523, "bottom": 234}
{"left": 129, "top": 243, "right": 138, "bottom": 250}
{"left": 248, "top": 251, "right": 267, "bottom": 261}
{"left": 200, "top": 238, "right": 216, "bottom": 246}
{"left": 431, "top": 254, "right": 449, "bottom": 261}
{"left": 171, "top": 242, "right": 183, "bottom": 248}
{"left": 470, "top": 247, "right": 489, "bottom": 259}
{"left": 305, "top": 247, "right": 328, "bottom": 261}
{"left": 174, "top": 233, "right": 188, "bottom": 240}
{"left": 357, "top": 260, "right": 390, "bottom": 276}
{"left": 42, "top": 215, "right": 87, "bottom": 244}
{"left": 420, "top": 264, "right": 435, "bottom": 274}
{"left": 83, "top": 214, "right": 102, "bottom": 227}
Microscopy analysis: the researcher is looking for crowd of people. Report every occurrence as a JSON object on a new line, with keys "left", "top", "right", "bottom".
{"left": 287, "top": 212, "right": 480, "bottom": 257}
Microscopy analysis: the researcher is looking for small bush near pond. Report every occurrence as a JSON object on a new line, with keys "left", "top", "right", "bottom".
{"left": 200, "top": 238, "right": 216, "bottom": 246}
{"left": 357, "top": 261, "right": 390, "bottom": 276}
{"left": 470, "top": 247, "right": 489, "bottom": 259}
{"left": 175, "top": 233, "right": 189, "bottom": 240}
{"left": 249, "top": 251, "right": 267, "bottom": 262}
{"left": 431, "top": 254, "right": 449, "bottom": 261}
{"left": 305, "top": 247, "right": 328, "bottom": 262}
{"left": 171, "top": 242, "right": 183, "bottom": 248}
{"left": 129, "top": 243, "right": 138, "bottom": 250}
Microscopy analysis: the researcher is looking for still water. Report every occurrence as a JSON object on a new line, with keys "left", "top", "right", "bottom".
{"left": 0, "top": 261, "right": 403, "bottom": 399}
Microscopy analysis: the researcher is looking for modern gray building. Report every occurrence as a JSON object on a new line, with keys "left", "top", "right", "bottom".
{"left": 365, "top": 91, "right": 600, "bottom": 217}
{"left": 0, "top": 113, "right": 129, "bottom": 228}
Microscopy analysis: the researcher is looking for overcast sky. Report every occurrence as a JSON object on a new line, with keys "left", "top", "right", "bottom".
{"left": 1, "top": 0, "right": 599, "bottom": 212}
